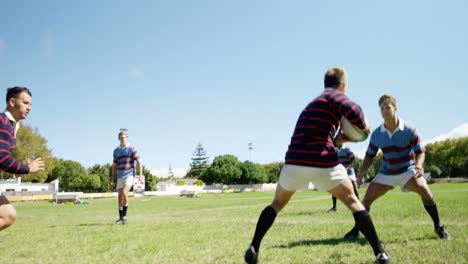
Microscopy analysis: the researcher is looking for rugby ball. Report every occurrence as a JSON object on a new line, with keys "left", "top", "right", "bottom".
{"left": 340, "top": 117, "right": 370, "bottom": 142}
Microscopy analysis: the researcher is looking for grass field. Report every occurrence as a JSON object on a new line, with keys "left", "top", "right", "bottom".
{"left": 1, "top": 183, "right": 467, "bottom": 264}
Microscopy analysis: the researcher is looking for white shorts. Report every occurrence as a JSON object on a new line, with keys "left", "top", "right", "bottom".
{"left": 372, "top": 168, "right": 417, "bottom": 192}
{"left": 116, "top": 176, "right": 134, "bottom": 190}
{"left": 278, "top": 164, "right": 348, "bottom": 192}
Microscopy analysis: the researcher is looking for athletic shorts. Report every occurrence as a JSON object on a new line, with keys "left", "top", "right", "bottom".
{"left": 0, "top": 193, "right": 10, "bottom": 206}
{"left": 278, "top": 164, "right": 348, "bottom": 192}
{"left": 372, "top": 168, "right": 418, "bottom": 192}
{"left": 116, "top": 176, "right": 134, "bottom": 190}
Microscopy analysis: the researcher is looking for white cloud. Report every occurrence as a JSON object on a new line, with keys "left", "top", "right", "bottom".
{"left": 128, "top": 69, "right": 145, "bottom": 80}
{"left": 423, "top": 123, "right": 468, "bottom": 145}
{"left": 152, "top": 167, "right": 188, "bottom": 178}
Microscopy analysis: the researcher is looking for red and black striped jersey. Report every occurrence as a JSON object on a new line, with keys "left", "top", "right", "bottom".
{"left": 0, "top": 113, "right": 30, "bottom": 174}
{"left": 285, "top": 88, "right": 366, "bottom": 168}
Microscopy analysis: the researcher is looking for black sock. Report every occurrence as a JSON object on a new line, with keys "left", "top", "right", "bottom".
{"left": 350, "top": 207, "right": 370, "bottom": 234}
{"left": 423, "top": 197, "right": 441, "bottom": 228}
{"left": 119, "top": 207, "right": 123, "bottom": 219}
{"left": 251, "top": 206, "right": 277, "bottom": 253}
{"left": 332, "top": 197, "right": 337, "bottom": 208}
{"left": 123, "top": 205, "right": 128, "bottom": 219}
{"left": 353, "top": 210, "right": 384, "bottom": 256}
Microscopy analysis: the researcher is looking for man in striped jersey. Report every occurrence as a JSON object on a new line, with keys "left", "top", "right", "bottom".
{"left": 244, "top": 67, "right": 390, "bottom": 264}
{"left": 343, "top": 94, "right": 451, "bottom": 240}
{"left": 328, "top": 144, "right": 359, "bottom": 212}
{"left": 0, "top": 87, "right": 44, "bottom": 231}
{"left": 111, "top": 129, "right": 143, "bottom": 225}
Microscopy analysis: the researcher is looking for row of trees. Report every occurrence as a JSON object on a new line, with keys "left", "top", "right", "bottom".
{"left": 3, "top": 125, "right": 467, "bottom": 189}
{"left": 187, "top": 138, "right": 467, "bottom": 185}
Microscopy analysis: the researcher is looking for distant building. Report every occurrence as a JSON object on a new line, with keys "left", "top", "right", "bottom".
{"left": 0, "top": 177, "right": 58, "bottom": 196}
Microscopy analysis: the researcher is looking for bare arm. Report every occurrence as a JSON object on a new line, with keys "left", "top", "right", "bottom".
{"left": 415, "top": 152, "right": 425, "bottom": 177}
{"left": 136, "top": 158, "right": 143, "bottom": 178}
{"left": 110, "top": 163, "right": 117, "bottom": 184}
{"left": 357, "top": 154, "right": 375, "bottom": 185}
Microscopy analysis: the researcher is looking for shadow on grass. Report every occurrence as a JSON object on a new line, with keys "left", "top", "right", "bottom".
{"left": 77, "top": 223, "right": 115, "bottom": 227}
{"left": 274, "top": 237, "right": 368, "bottom": 248}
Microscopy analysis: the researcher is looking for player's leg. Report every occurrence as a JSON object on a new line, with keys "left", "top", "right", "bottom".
{"left": 245, "top": 165, "right": 300, "bottom": 264}
{"left": 328, "top": 196, "right": 337, "bottom": 212}
{"left": 121, "top": 182, "right": 132, "bottom": 223}
{"left": 330, "top": 180, "right": 390, "bottom": 263}
{"left": 0, "top": 195, "right": 16, "bottom": 231}
{"left": 403, "top": 176, "right": 451, "bottom": 239}
{"left": 245, "top": 184, "right": 295, "bottom": 263}
{"left": 116, "top": 188, "right": 124, "bottom": 224}
{"left": 344, "top": 182, "right": 392, "bottom": 239}
{"left": 329, "top": 180, "right": 390, "bottom": 263}
{"left": 351, "top": 180, "right": 359, "bottom": 199}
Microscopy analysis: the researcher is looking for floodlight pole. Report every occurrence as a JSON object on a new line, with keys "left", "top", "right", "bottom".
{"left": 248, "top": 142, "right": 253, "bottom": 161}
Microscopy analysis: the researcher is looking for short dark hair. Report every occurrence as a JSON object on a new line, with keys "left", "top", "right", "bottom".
{"left": 324, "top": 67, "right": 347, "bottom": 88}
{"left": 6, "top": 86, "right": 32, "bottom": 103}
{"left": 378, "top": 94, "right": 397, "bottom": 108}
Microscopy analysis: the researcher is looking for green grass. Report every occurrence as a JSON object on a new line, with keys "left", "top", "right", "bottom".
{"left": 1, "top": 183, "right": 467, "bottom": 263}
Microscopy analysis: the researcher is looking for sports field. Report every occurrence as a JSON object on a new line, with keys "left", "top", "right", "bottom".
{"left": 1, "top": 183, "right": 467, "bottom": 264}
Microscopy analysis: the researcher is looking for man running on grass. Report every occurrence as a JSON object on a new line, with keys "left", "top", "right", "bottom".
{"left": 111, "top": 129, "right": 143, "bottom": 225}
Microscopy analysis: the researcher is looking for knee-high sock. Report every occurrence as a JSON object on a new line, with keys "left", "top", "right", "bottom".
{"left": 332, "top": 196, "right": 337, "bottom": 208}
{"left": 119, "top": 207, "right": 123, "bottom": 219}
{"left": 251, "top": 206, "right": 277, "bottom": 252}
{"left": 122, "top": 205, "right": 128, "bottom": 219}
{"left": 350, "top": 207, "right": 370, "bottom": 233}
{"left": 423, "top": 197, "right": 441, "bottom": 228}
{"left": 353, "top": 210, "right": 384, "bottom": 256}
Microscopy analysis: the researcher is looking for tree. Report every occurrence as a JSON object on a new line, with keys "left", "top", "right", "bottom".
{"left": 262, "top": 162, "right": 283, "bottom": 183}
{"left": 200, "top": 155, "right": 242, "bottom": 184}
{"left": 240, "top": 161, "right": 268, "bottom": 184}
{"left": 186, "top": 142, "right": 210, "bottom": 178}
{"left": 88, "top": 163, "right": 113, "bottom": 192}
{"left": 5, "top": 125, "right": 55, "bottom": 182}
{"left": 425, "top": 137, "right": 468, "bottom": 177}
{"left": 69, "top": 173, "right": 101, "bottom": 192}
{"left": 142, "top": 166, "right": 158, "bottom": 191}
{"left": 47, "top": 159, "right": 87, "bottom": 191}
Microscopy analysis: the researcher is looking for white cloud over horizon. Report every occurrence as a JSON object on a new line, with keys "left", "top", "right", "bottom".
{"left": 423, "top": 123, "right": 468, "bottom": 146}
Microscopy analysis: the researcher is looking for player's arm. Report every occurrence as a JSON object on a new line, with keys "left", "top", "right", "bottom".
{"left": 415, "top": 152, "right": 425, "bottom": 177}
{"left": 411, "top": 127, "right": 425, "bottom": 177}
{"left": 357, "top": 154, "right": 374, "bottom": 185}
{"left": 0, "top": 129, "right": 43, "bottom": 174}
{"left": 110, "top": 162, "right": 117, "bottom": 185}
{"left": 136, "top": 158, "right": 143, "bottom": 178}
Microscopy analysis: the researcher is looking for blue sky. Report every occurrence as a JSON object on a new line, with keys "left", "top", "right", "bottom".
{"left": 1, "top": 1, "right": 467, "bottom": 177}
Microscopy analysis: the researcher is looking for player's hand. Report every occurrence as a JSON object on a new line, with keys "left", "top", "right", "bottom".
{"left": 27, "top": 158, "right": 45, "bottom": 173}
{"left": 357, "top": 176, "right": 363, "bottom": 186}
{"left": 415, "top": 166, "right": 424, "bottom": 177}
{"left": 335, "top": 131, "right": 350, "bottom": 145}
